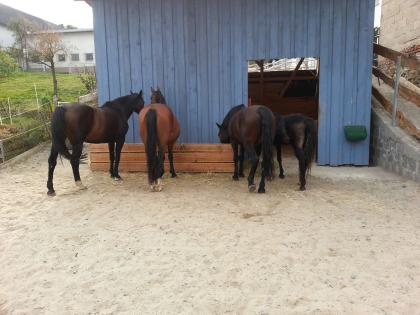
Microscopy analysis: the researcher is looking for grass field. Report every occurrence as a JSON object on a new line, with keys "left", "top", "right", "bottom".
{"left": 0, "top": 71, "right": 88, "bottom": 109}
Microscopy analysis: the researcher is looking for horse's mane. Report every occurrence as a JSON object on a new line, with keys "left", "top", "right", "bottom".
{"left": 102, "top": 94, "right": 136, "bottom": 111}
{"left": 221, "top": 104, "right": 245, "bottom": 128}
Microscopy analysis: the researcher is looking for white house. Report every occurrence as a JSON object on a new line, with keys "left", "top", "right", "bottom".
{"left": 0, "top": 23, "right": 14, "bottom": 48}
{"left": 29, "top": 28, "right": 95, "bottom": 72}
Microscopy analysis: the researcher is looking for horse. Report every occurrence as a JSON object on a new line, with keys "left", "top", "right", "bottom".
{"left": 274, "top": 113, "right": 317, "bottom": 191}
{"left": 216, "top": 104, "right": 246, "bottom": 176}
{"left": 217, "top": 105, "right": 275, "bottom": 193}
{"left": 47, "top": 91, "right": 145, "bottom": 196}
{"left": 139, "top": 87, "right": 180, "bottom": 191}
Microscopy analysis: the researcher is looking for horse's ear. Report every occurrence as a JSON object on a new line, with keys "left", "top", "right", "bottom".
{"left": 157, "top": 85, "right": 161, "bottom": 91}
{"left": 150, "top": 86, "right": 155, "bottom": 93}
{"left": 216, "top": 123, "right": 222, "bottom": 129}
{"left": 139, "top": 90, "right": 143, "bottom": 98}
{"left": 130, "top": 89, "right": 134, "bottom": 95}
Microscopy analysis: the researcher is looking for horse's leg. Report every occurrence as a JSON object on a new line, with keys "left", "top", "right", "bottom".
{"left": 113, "top": 138, "right": 125, "bottom": 180}
{"left": 108, "top": 142, "right": 115, "bottom": 178}
{"left": 155, "top": 146, "right": 165, "bottom": 191}
{"left": 168, "top": 144, "right": 177, "bottom": 178}
{"left": 47, "top": 146, "right": 59, "bottom": 196}
{"left": 238, "top": 145, "right": 245, "bottom": 177}
{"left": 158, "top": 146, "right": 165, "bottom": 178}
{"left": 70, "top": 143, "right": 86, "bottom": 190}
{"left": 231, "top": 142, "right": 239, "bottom": 181}
{"left": 277, "top": 144, "right": 285, "bottom": 179}
{"left": 258, "top": 144, "right": 269, "bottom": 194}
{"left": 293, "top": 144, "right": 306, "bottom": 191}
{"left": 247, "top": 144, "right": 260, "bottom": 192}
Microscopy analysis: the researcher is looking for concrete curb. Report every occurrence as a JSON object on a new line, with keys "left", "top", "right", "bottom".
{"left": 0, "top": 141, "right": 50, "bottom": 170}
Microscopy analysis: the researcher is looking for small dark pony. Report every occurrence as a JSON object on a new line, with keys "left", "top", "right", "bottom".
{"left": 139, "top": 87, "right": 180, "bottom": 191}
{"left": 274, "top": 113, "right": 317, "bottom": 190}
{"left": 47, "top": 91, "right": 145, "bottom": 196}
{"left": 217, "top": 105, "right": 275, "bottom": 193}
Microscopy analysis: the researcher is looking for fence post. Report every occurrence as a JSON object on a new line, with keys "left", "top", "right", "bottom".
{"left": 0, "top": 140, "right": 4, "bottom": 163}
{"left": 392, "top": 56, "right": 402, "bottom": 127}
{"left": 7, "top": 97, "right": 12, "bottom": 125}
{"left": 34, "top": 83, "right": 40, "bottom": 110}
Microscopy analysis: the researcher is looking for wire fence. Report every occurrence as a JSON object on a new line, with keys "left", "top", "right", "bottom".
{"left": 0, "top": 98, "right": 52, "bottom": 163}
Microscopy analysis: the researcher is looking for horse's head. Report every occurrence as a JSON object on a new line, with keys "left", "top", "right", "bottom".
{"left": 151, "top": 86, "right": 167, "bottom": 104}
{"left": 129, "top": 89, "right": 145, "bottom": 113}
{"left": 216, "top": 122, "right": 230, "bottom": 143}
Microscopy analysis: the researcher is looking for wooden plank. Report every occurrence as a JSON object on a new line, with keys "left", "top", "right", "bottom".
{"left": 92, "top": 1, "right": 109, "bottom": 104}
{"left": 185, "top": 0, "right": 198, "bottom": 143}
{"left": 372, "top": 67, "right": 420, "bottom": 107}
{"left": 89, "top": 143, "right": 233, "bottom": 153}
{"left": 374, "top": 43, "right": 420, "bottom": 71}
{"left": 90, "top": 151, "right": 233, "bottom": 163}
{"left": 373, "top": 86, "right": 420, "bottom": 139}
{"left": 90, "top": 161, "right": 234, "bottom": 173}
{"left": 248, "top": 76, "right": 317, "bottom": 82}
{"left": 278, "top": 58, "right": 305, "bottom": 99}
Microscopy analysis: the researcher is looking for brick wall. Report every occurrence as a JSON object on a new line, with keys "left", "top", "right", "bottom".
{"left": 380, "top": 0, "right": 420, "bottom": 51}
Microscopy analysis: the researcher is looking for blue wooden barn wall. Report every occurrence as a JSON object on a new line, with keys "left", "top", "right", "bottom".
{"left": 92, "top": 0, "right": 375, "bottom": 165}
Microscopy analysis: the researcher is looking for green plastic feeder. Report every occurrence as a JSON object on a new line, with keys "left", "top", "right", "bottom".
{"left": 344, "top": 125, "right": 367, "bottom": 142}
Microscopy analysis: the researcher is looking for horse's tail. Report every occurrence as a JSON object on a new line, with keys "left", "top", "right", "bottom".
{"left": 145, "top": 108, "right": 158, "bottom": 184}
{"left": 257, "top": 107, "right": 274, "bottom": 177}
{"left": 304, "top": 118, "right": 317, "bottom": 174}
{"left": 51, "top": 106, "right": 73, "bottom": 160}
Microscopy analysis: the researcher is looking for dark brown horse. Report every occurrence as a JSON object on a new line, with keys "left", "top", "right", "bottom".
{"left": 139, "top": 87, "right": 180, "bottom": 191}
{"left": 47, "top": 91, "right": 145, "bottom": 196}
{"left": 217, "top": 105, "right": 275, "bottom": 193}
{"left": 274, "top": 113, "right": 317, "bottom": 190}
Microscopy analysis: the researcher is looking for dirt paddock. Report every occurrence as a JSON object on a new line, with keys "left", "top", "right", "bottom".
{"left": 1, "top": 146, "right": 420, "bottom": 314}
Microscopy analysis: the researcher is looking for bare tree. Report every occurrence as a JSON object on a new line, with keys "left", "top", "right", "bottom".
{"left": 8, "top": 18, "right": 37, "bottom": 71}
{"left": 29, "top": 30, "right": 67, "bottom": 99}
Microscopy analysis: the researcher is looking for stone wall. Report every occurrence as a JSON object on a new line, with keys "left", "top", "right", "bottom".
{"left": 371, "top": 101, "right": 420, "bottom": 182}
{"left": 380, "top": 0, "right": 420, "bottom": 51}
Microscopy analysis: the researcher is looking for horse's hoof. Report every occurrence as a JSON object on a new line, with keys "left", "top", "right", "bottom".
{"left": 232, "top": 175, "right": 239, "bottom": 181}
{"left": 75, "top": 181, "right": 87, "bottom": 190}
{"left": 114, "top": 176, "right": 122, "bottom": 181}
{"left": 258, "top": 187, "right": 266, "bottom": 193}
{"left": 171, "top": 173, "right": 177, "bottom": 178}
{"left": 239, "top": 173, "right": 245, "bottom": 178}
{"left": 248, "top": 184, "right": 256, "bottom": 192}
{"left": 279, "top": 174, "right": 285, "bottom": 179}
{"left": 299, "top": 186, "right": 306, "bottom": 191}
{"left": 47, "top": 190, "right": 56, "bottom": 197}
{"left": 156, "top": 184, "right": 163, "bottom": 192}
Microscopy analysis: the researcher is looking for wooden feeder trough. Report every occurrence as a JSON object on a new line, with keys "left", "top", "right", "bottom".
{"left": 89, "top": 143, "right": 234, "bottom": 173}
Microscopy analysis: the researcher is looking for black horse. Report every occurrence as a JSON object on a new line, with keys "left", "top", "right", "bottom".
{"left": 274, "top": 113, "right": 317, "bottom": 190}
{"left": 47, "top": 91, "right": 145, "bottom": 196}
{"left": 217, "top": 104, "right": 275, "bottom": 193}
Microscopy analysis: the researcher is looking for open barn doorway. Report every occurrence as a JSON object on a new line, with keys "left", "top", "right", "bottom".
{"left": 248, "top": 57, "right": 319, "bottom": 120}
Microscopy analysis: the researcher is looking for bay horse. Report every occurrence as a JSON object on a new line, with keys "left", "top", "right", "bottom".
{"left": 217, "top": 105, "right": 275, "bottom": 193}
{"left": 216, "top": 104, "right": 246, "bottom": 176}
{"left": 47, "top": 91, "right": 145, "bottom": 196}
{"left": 274, "top": 113, "right": 317, "bottom": 190}
{"left": 139, "top": 87, "right": 180, "bottom": 191}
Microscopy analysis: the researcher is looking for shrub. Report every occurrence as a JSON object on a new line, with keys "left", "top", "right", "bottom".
{"left": 78, "top": 71, "right": 97, "bottom": 93}
{"left": 0, "top": 50, "right": 18, "bottom": 78}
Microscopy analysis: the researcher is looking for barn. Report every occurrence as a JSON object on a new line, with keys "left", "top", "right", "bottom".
{"left": 88, "top": 0, "right": 375, "bottom": 169}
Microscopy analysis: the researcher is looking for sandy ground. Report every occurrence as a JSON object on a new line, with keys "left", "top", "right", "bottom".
{"left": 1, "top": 146, "right": 420, "bottom": 315}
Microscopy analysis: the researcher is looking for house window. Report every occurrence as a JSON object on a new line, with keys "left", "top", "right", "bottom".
{"left": 58, "top": 54, "right": 66, "bottom": 62}
{"left": 71, "top": 53, "right": 80, "bottom": 61}
{"left": 85, "top": 53, "right": 94, "bottom": 61}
